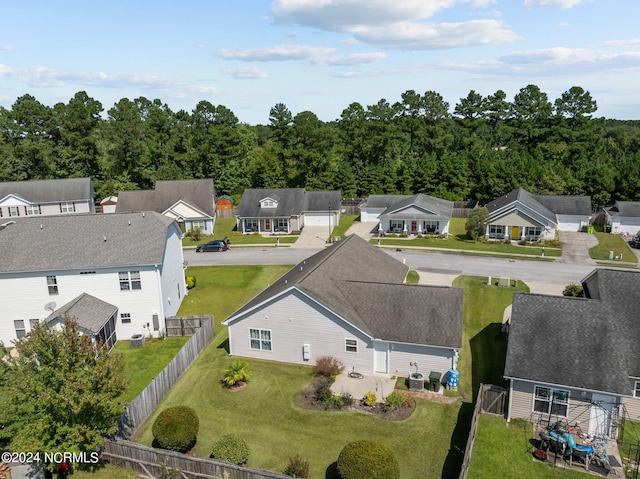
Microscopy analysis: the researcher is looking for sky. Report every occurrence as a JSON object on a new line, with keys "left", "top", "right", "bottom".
{"left": 1, "top": 0, "right": 639, "bottom": 125}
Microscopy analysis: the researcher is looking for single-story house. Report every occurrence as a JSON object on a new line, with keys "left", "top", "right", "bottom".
{"left": 0, "top": 212, "right": 186, "bottom": 346}
{"left": 116, "top": 179, "right": 216, "bottom": 235}
{"left": 604, "top": 201, "right": 640, "bottom": 236}
{"left": 222, "top": 234, "right": 463, "bottom": 379}
{"left": 0, "top": 177, "right": 95, "bottom": 218}
{"left": 486, "top": 188, "right": 592, "bottom": 241}
{"left": 504, "top": 268, "right": 640, "bottom": 438}
{"left": 360, "top": 194, "right": 453, "bottom": 235}
{"left": 235, "top": 188, "right": 341, "bottom": 234}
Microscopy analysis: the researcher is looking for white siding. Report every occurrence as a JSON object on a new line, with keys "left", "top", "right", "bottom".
{"left": 158, "top": 227, "right": 187, "bottom": 322}
{"left": 387, "top": 342, "right": 454, "bottom": 380}
{"left": 360, "top": 207, "right": 385, "bottom": 222}
{"left": 616, "top": 217, "right": 640, "bottom": 236}
{"left": 556, "top": 214, "right": 589, "bottom": 232}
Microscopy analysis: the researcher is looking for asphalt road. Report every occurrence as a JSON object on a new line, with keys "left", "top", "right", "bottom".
{"left": 184, "top": 246, "right": 606, "bottom": 286}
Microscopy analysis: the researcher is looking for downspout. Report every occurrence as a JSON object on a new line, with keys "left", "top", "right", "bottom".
{"left": 506, "top": 379, "right": 514, "bottom": 427}
{"left": 155, "top": 264, "right": 166, "bottom": 336}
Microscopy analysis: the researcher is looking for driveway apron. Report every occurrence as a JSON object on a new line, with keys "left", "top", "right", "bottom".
{"left": 557, "top": 231, "right": 598, "bottom": 265}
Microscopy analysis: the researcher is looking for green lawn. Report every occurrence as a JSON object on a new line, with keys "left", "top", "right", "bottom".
{"left": 589, "top": 232, "right": 638, "bottom": 264}
{"left": 182, "top": 217, "right": 297, "bottom": 246}
{"left": 332, "top": 214, "right": 358, "bottom": 240}
{"left": 129, "top": 267, "right": 533, "bottom": 479}
{"left": 114, "top": 337, "right": 189, "bottom": 404}
{"left": 467, "top": 416, "right": 588, "bottom": 479}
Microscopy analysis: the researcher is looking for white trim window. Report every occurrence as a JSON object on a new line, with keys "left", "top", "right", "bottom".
{"left": 533, "top": 385, "right": 570, "bottom": 417}
{"left": 277, "top": 218, "right": 288, "bottom": 232}
{"left": 390, "top": 220, "right": 404, "bottom": 232}
{"left": 119, "top": 271, "right": 142, "bottom": 290}
{"left": 191, "top": 220, "right": 206, "bottom": 231}
{"left": 250, "top": 328, "right": 272, "bottom": 351}
{"left": 423, "top": 221, "right": 439, "bottom": 233}
{"left": 120, "top": 313, "right": 131, "bottom": 324}
{"left": 634, "top": 381, "right": 640, "bottom": 398}
{"left": 245, "top": 219, "right": 258, "bottom": 232}
{"left": 8, "top": 206, "right": 19, "bottom": 217}
{"left": 60, "top": 202, "right": 75, "bottom": 213}
{"left": 524, "top": 226, "right": 542, "bottom": 237}
{"left": 260, "top": 199, "right": 277, "bottom": 208}
{"left": 489, "top": 224, "right": 504, "bottom": 235}
{"left": 25, "top": 204, "right": 41, "bottom": 215}
{"left": 46, "top": 275, "right": 59, "bottom": 295}
{"left": 345, "top": 338, "right": 358, "bottom": 353}
{"left": 14, "top": 320, "right": 26, "bottom": 339}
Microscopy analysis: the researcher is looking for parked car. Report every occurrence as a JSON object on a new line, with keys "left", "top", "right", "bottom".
{"left": 196, "top": 240, "right": 228, "bottom": 252}
{"left": 632, "top": 234, "right": 640, "bottom": 249}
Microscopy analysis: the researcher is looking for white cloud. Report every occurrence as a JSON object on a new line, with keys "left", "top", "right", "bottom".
{"left": 311, "top": 52, "right": 387, "bottom": 66}
{"left": 215, "top": 44, "right": 334, "bottom": 61}
{"left": 222, "top": 66, "right": 269, "bottom": 79}
{"left": 1, "top": 45, "right": 15, "bottom": 51}
{"left": 523, "top": 0, "right": 590, "bottom": 8}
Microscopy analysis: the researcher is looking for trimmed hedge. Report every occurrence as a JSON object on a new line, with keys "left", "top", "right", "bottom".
{"left": 152, "top": 406, "right": 199, "bottom": 453}
{"left": 337, "top": 440, "right": 400, "bottom": 479}
{"left": 210, "top": 433, "right": 250, "bottom": 465}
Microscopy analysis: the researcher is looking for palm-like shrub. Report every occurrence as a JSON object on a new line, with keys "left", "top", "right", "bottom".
{"left": 152, "top": 406, "right": 199, "bottom": 453}
{"left": 337, "top": 440, "right": 400, "bottom": 479}
{"left": 210, "top": 433, "right": 250, "bottom": 465}
{"left": 221, "top": 360, "right": 250, "bottom": 387}
{"left": 283, "top": 455, "right": 310, "bottom": 477}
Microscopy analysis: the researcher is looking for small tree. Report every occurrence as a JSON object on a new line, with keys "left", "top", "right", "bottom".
{"left": 465, "top": 207, "right": 489, "bottom": 241}
{"left": 152, "top": 406, "right": 199, "bottom": 453}
{"left": 563, "top": 283, "right": 584, "bottom": 297}
{"left": 210, "top": 434, "right": 250, "bottom": 465}
{"left": 221, "top": 360, "right": 250, "bottom": 387}
{"left": 0, "top": 317, "right": 127, "bottom": 460}
{"left": 337, "top": 440, "right": 400, "bottom": 479}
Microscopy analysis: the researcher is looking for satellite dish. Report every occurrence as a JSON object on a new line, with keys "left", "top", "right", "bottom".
{"left": 44, "top": 301, "right": 57, "bottom": 312}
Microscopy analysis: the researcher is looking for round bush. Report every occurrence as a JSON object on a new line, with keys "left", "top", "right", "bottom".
{"left": 337, "top": 440, "right": 400, "bottom": 479}
{"left": 210, "top": 434, "right": 250, "bottom": 465}
{"left": 152, "top": 406, "right": 199, "bottom": 453}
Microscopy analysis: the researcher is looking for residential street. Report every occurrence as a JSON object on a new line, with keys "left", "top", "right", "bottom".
{"left": 184, "top": 245, "right": 618, "bottom": 288}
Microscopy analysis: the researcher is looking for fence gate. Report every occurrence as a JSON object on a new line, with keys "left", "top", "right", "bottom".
{"left": 165, "top": 315, "right": 207, "bottom": 336}
{"left": 481, "top": 385, "right": 507, "bottom": 417}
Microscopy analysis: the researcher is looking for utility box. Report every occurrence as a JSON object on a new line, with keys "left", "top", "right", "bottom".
{"left": 429, "top": 371, "right": 442, "bottom": 393}
{"left": 302, "top": 344, "right": 310, "bottom": 361}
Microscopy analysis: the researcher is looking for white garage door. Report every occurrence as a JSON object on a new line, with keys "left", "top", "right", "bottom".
{"left": 556, "top": 215, "right": 586, "bottom": 232}
{"left": 304, "top": 213, "right": 331, "bottom": 226}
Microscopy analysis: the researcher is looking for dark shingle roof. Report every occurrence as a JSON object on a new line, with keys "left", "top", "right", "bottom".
{"left": 225, "top": 234, "right": 463, "bottom": 348}
{"left": 486, "top": 188, "right": 591, "bottom": 223}
{"left": 486, "top": 188, "right": 556, "bottom": 223}
{"left": 45, "top": 293, "right": 118, "bottom": 334}
{"left": 361, "top": 195, "right": 413, "bottom": 209}
{"left": 0, "top": 178, "right": 94, "bottom": 203}
{"left": 379, "top": 194, "right": 453, "bottom": 220}
{"left": 607, "top": 201, "right": 640, "bottom": 218}
{"left": 116, "top": 179, "right": 215, "bottom": 217}
{"left": 504, "top": 268, "right": 640, "bottom": 395}
{"left": 236, "top": 188, "right": 341, "bottom": 218}
{"left": 0, "top": 212, "right": 176, "bottom": 273}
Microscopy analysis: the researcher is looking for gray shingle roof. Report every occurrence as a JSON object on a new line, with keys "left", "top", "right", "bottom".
{"left": 606, "top": 201, "right": 640, "bottom": 218}
{"left": 0, "top": 212, "right": 176, "bottom": 273}
{"left": 116, "top": 179, "right": 215, "bottom": 217}
{"left": 487, "top": 188, "right": 591, "bottom": 225}
{"left": 379, "top": 194, "right": 453, "bottom": 220}
{"left": 0, "top": 178, "right": 94, "bottom": 203}
{"left": 361, "top": 195, "right": 413, "bottom": 209}
{"left": 225, "top": 234, "right": 463, "bottom": 348}
{"left": 504, "top": 268, "right": 640, "bottom": 395}
{"left": 45, "top": 293, "right": 118, "bottom": 334}
{"left": 236, "top": 188, "right": 341, "bottom": 218}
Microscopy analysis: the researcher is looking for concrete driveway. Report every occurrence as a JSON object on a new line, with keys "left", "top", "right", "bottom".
{"left": 344, "top": 221, "right": 379, "bottom": 240}
{"left": 293, "top": 226, "right": 330, "bottom": 248}
{"left": 557, "top": 231, "right": 597, "bottom": 265}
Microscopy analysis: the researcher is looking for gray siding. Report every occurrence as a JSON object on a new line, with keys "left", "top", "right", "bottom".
{"left": 388, "top": 342, "right": 453, "bottom": 381}
{"left": 622, "top": 396, "right": 640, "bottom": 422}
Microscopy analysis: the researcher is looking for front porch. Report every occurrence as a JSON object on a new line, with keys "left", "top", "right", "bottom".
{"left": 241, "top": 217, "right": 292, "bottom": 234}
{"left": 382, "top": 219, "right": 444, "bottom": 235}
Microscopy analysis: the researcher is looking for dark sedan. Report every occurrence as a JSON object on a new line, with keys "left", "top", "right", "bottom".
{"left": 195, "top": 240, "right": 228, "bottom": 252}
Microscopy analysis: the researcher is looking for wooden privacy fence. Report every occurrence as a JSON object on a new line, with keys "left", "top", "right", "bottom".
{"left": 103, "top": 439, "right": 291, "bottom": 479}
{"left": 458, "top": 383, "right": 507, "bottom": 479}
{"left": 166, "top": 315, "right": 209, "bottom": 337}
{"left": 115, "top": 316, "right": 215, "bottom": 439}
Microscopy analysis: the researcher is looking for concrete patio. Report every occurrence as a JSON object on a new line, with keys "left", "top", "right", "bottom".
{"left": 330, "top": 370, "right": 398, "bottom": 401}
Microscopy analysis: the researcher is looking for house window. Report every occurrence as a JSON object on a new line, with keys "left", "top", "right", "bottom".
{"left": 25, "top": 204, "right": 41, "bottom": 215}
{"left": 489, "top": 224, "right": 504, "bottom": 234}
{"left": 245, "top": 219, "right": 258, "bottom": 232}
{"left": 390, "top": 220, "right": 404, "bottom": 232}
{"left": 423, "top": 221, "right": 439, "bottom": 233}
{"left": 277, "top": 218, "right": 288, "bottom": 232}
{"left": 8, "top": 206, "right": 19, "bottom": 217}
{"left": 261, "top": 199, "right": 277, "bottom": 208}
{"left": 191, "top": 220, "right": 206, "bottom": 231}
{"left": 29, "top": 319, "right": 39, "bottom": 331}
{"left": 634, "top": 381, "right": 640, "bottom": 398}
{"left": 525, "top": 226, "right": 542, "bottom": 237}
{"left": 60, "top": 202, "right": 75, "bottom": 213}
{"left": 533, "top": 386, "right": 570, "bottom": 417}
{"left": 120, "top": 313, "right": 131, "bottom": 324}
{"left": 14, "top": 320, "right": 26, "bottom": 339}
{"left": 119, "top": 271, "right": 142, "bottom": 290}
{"left": 46, "top": 275, "right": 59, "bottom": 295}
{"left": 345, "top": 338, "right": 358, "bottom": 353}
{"left": 80, "top": 271, "right": 96, "bottom": 275}
{"left": 249, "top": 328, "right": 272, "bottom": 351}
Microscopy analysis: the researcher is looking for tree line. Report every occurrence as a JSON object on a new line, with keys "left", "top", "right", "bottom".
{"left": 1, "top": 85, "right": 639, "bottom": 205}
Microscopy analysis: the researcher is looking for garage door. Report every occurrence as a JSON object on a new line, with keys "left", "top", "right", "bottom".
{"left": 556, "top": 215, "right": 585, "bottom": 232}
{"left": 304, "top": 213, "right": 331, "bottom": 226}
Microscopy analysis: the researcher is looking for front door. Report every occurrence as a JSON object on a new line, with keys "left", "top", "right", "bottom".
{"left": 374, "top": 342, "right": 388, "bottom": 374}
{"left": 411, "top": 221, "right": 417, "bottom": 233}
{"left": 511, "top": 226, "right": 520, "bottom": 239}
{"left": 264, "top": 219, "right": 271, "bottom": 231}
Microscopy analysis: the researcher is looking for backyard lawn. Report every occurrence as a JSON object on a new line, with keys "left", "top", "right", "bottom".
{"left": 589, "top": 231, "right": 638, "bottom": 264}
{"left": 129, "top": 265, "right": 531, "bottom": 479}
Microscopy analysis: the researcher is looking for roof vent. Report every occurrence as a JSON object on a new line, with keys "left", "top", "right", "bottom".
{"left": 103, "top": 236, "right": 107, "bottom": 242}
{"left": 142, "top": 212, "right": 145, "bottom": 217}
{"left": 128, "top": 220, "right": 131, "bottom": 225}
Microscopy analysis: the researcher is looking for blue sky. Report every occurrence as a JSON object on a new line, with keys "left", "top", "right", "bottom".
{"left": 1, "top": 0, "right": 639, "bottom": 124}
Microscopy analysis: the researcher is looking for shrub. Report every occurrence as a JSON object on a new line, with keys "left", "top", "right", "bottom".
{"left": 283, "top": 455, "right": 310, "bottom": 478}
{"left": 313, "top": 377, "right": 333, "bottom": 403}
{"left": 341, "top": 392, "right": 354, "bottom": 407}
{"left": 152, "top": 406, "right": 199, "bottom": 453}
{"left": 362, "top": 391, "right": 377, "bottom": 406}
{"left": 337, "top": 440, "right": 400, "bottom": 479}
{"left": 221, "top": 360, "right": 250, "bottom": 387}
{"left": 313, "top": 356, "right": 344, "bottom": 378}
{"left": 186, "top": 227, "right": 202, "bottom": 241}
{"left": 383, "top": 392, "right": 407, "bottom": 412}
{"left": 210, "top": 434, "right": 250, "bottom": 465}
{"left": 563, "top": 283, "right": 584, "bottom": 297}
{"left": 185, "top": 276, "right": 196, "bottom": 289}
